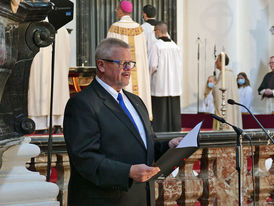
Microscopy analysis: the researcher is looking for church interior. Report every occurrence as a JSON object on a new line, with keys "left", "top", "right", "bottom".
{"left": 0, "top": 0, "right": 273, "bottom": 205}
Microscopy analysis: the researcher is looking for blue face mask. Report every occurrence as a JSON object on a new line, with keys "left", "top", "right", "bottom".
{"left": 238, "top": 79, "right": 245, "bottom": 85}
{"left": 208, "top": 82, "right": 214, "bottom": 88}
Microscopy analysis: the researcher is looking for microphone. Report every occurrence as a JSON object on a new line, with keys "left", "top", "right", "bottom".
{"left": 227, "top": 99, "right": 237, "bottom": 105}
{"left": 210, "top": 114, "right": 250, "bottom": 139}
{"left": 227, "top": 99, "right": 274, "bottom": 144}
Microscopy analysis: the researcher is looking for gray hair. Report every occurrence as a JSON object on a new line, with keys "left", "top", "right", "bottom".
{"left": 95, "top": 38, "right": 130, "bottom": 60}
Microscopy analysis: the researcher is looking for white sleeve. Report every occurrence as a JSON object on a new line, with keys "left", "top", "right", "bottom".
{"left": 259, "top": 89, "right": 265, "bottom": 95}
{"left": 245, "top": 87, "right": 253, "bottom": 110}
{"left": 148, "top": 43, "right": 158, "bottom": 75}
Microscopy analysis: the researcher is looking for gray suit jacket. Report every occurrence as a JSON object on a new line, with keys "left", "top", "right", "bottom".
{"left": 64, "top": 78, "right": 169, "bottom": 206}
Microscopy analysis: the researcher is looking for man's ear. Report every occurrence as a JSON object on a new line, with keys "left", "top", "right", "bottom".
{"left": 143, "top": 12, "right": 147, "bottom": 20}
{"left": 96, "top": 59, "right": 105, "bottom": 73}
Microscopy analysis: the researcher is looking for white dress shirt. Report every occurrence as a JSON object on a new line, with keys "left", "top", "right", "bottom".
{"left": 96, "top": 76, "right": 147, "bottom": 148}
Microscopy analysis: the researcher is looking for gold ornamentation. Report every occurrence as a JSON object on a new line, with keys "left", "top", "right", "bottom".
{"left": 108, "top": 25, "right": 143, "bottom": 36}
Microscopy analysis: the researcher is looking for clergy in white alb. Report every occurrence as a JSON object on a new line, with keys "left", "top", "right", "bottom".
{"left": 141, "top": 4, "right": 158, "bottom": 55}
{"left": 212, "top": 54, "right": 242, "bottom": 130}
{"left": 107, "top": 1, "right": 152, "bottom": 119}
{"left": 149, "top": 22, "right": 182, "bottom": 132}
{"left": 28, "top": 26, "right": 70, "bottom": 133}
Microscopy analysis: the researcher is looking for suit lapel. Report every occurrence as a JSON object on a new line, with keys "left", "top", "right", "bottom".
{"left": 124, "top": 91, "right": 149, "bottom": 132}
{"left": 123, "top": 90, "right": 153, "bottom": 150}
{"left": 124, "top": 91, "right": 156, "bottom": 164}
{"left": 93, "top": 80, "right": 147, "bottom": 149}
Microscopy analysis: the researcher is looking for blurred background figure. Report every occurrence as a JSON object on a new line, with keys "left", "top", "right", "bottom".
{"left": 149, "top": 22, "right": 182, "bottom": 132}
{"left": 28, "top": 26, "right": 70, "bottom": 134}
{"left": 237, "top": 72, "right": 253, "bottom": 113}
{"left": 212, "top": 53, "right": 242, "bottom": 130}
{"left": 202, "top": 75, "right": 216, "bottom": 113}
{"left": 107, "top": 0, "right": 152, "bottom": 119}
{"left": 141, "top": 4, "right": 157, "bottom": 55}
{"left": 258, "top": 56, "right": 274, "bottom": 114}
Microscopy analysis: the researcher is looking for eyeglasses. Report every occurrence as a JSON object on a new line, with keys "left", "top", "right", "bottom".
{"left": 101, "top": 59, "right": 136, "bottom": 70}
{"left": 269, "top": 62, "right": 274, "bottom": 64}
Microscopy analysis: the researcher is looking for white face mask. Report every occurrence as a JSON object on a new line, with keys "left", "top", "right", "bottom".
{"left": 208, "top": 82, "right": 214, "bottom": 88}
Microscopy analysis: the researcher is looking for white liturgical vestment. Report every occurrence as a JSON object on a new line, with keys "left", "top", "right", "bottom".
{"left": 202, "top": 90, "right": 215, "bottom": 113}
{"left": 238, "top": 86, "right": 253, "bottom": 113}
{"left": 141, "top": 21, "right": 157, "bottom": 55}
{"left": 28, "top": 27, "right": 70, "bottom": 130}
{"left": 107, "top": 15, "right": 152, "bottom": 119}
{"left": 212, "top": 68, "right": 242, "bottom": 130}
{"left": 149, "top": 39, "right": 182, "bottom": 97}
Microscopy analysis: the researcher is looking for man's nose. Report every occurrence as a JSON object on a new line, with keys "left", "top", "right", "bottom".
{"left": 123, "top": 63, "right": 131, "bottom": 71}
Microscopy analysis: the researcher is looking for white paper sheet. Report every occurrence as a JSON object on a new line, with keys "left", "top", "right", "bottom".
{"left": 176, "top": 121, "right": 203, "bottom": 148}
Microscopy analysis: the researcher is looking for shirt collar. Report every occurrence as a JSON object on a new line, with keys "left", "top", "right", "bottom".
{"left": 159, "top": 36, "right": 171, "bottom": 42}
{"left": 146, "top": 18, "right": 157, "bottom": 26}
{"left": 95, "top": 76, "right": 123, "bottom": 101}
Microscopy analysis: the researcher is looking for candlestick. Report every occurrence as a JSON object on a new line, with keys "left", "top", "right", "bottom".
{"left": 219, "top": 88, "right": 227, "bottom": 130}
{"left": 221, "top": 52, "right": 225, "bottom": 89}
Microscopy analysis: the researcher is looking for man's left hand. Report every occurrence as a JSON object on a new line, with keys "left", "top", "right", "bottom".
{"left": 168, "top": 137, "right": 183, "bottom": 148}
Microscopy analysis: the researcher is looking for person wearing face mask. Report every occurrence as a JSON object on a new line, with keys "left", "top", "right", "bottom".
{"left": 202, "top": 76, "right": 216, "bottom": 113}
{"left": 237, "top": 72, "right": 253, "bottom": 113}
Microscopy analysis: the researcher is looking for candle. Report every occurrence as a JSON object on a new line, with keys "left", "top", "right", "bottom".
{"left": 221, "top": 52, "right": 225, "bottom": 89}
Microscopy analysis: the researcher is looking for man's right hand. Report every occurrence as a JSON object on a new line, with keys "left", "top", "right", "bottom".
{"left": 129, "top": 164, "right": 160, "bottom": 182}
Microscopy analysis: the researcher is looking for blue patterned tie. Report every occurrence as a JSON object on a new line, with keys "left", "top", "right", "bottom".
{"left": 117, "top": 93, "right": 139, "bottom": 133}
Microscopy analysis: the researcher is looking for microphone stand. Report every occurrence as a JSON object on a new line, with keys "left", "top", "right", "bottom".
{"left": 228, "top": 99, "right": 274, "bottom": 144}
{"left": 235, "top": 130, "right": 243, "bottom": 206}
{"left": 210, "top": 114, "right": 244, "bottom": 205}
{"left": 247, "top": 111, "right": 274, "bottom": 144}
{"left": 224, "top": 123, "right": 243, "bottom": 206}
{"left": 47, "top": 34, "right": 56, "bottom": 182}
